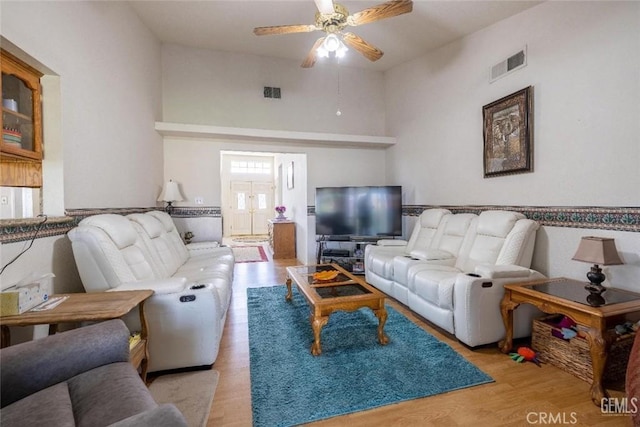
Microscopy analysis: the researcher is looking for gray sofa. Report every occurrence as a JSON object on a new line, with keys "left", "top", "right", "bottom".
{"left": 0, "top": 319, "right": 187, "bottom": 427}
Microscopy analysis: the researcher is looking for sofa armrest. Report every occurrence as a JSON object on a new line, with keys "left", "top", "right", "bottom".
{"left": 0, "top": 319, "right": 130, "bottom": 408}
{"left": 474, "top": 264, "right": 534, "bottom": 279}
{"left": 108, "top": 404, "right": 188, "bottom": 427}
{"left": 109, "top": 277, "right": 188, "bottom": 294}
{"left": 453, "top": 270, "right": 546, "bottom": 347}
{"left": 186, "top": 241, "right": 221, "bottom": 256}
{"left": 376, "top": 239, "right": 407, "bottom": 247}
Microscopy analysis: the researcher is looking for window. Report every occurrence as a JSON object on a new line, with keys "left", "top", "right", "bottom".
{"left": 230, "top": 160, "right": 271, "bottom": 175}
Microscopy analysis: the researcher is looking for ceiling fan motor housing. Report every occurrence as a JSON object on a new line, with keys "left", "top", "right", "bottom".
{"left": 315, "top": 3, "right": 349, "bottom": 33}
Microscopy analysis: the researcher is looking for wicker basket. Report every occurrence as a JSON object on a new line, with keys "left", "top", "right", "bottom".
{"left": 531, "top": 315, "right": 634, "bottom": 384}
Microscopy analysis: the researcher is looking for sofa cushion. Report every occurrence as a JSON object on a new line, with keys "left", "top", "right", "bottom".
{"left": 128, "top": 214, "right": 181, "bottom": 277}
{"left": 436, "top": 213, "right": 476, "bottom": 256}
{"left": 410, "top": 268, "right": 459, "bottom": 310}
{"left": 146, "top": 211, "right": 190, "bottom": 265}
{"left": 69, "top": 362, "right": 157, "bottom": 427}
{"left": 1, "top": 382, "right": 75, "bottom": 427}
{"left": 80, "top": 214, "right": 139, "bottom": 250}
{"left": 367, "top": 251, "right": 397, "bottom": 280}
{"left": 405, "top": 209, "right": 450, "bottom": 253}
{"left": 409, "top": 249, "right": 454, "bottom": 261}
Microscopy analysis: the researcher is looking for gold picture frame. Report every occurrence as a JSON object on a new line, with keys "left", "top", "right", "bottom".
{"left": 482, "top": 86, "right": 533, "bottom": 178}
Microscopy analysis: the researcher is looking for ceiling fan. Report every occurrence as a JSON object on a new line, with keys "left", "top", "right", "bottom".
{"left": 253, "top": 0, "right": 413, "bottom": 68}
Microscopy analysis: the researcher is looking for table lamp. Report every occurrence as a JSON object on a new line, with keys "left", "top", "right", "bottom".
{"left": 157, "top": 179, "right": 184, "bottom": 212}
{"left": 572, "top": 236, "right": 623, "bottom": 294}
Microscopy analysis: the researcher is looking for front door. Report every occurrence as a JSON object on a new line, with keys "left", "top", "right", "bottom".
{"left": 229, "top": 181, "right": 273, "bottom": 235}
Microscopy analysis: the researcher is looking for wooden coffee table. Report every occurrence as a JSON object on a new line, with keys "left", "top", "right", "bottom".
{"left": 0, "top": 290, "right": 153, "bottom": 380}
{"left": 285, "top": 263, "right": 389, "bottom": 356}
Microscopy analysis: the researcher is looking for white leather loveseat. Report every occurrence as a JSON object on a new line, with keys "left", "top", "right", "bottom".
{"left": 365, "top": 209, "right": 543, "bottom": 347}
{"left": 68, "top": 210, "right": 234, "bottom": 372}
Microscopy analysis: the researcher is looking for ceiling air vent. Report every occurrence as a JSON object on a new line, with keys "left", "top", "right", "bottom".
{"left": 490, "top": 46, "right": 527, "bottom": 83}
{"left": 263, "top": 86, "right": 281, "bottom": 99}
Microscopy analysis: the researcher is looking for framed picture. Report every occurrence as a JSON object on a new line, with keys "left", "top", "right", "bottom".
{"left": 482, "top": 86, "right": 533, "bottom": 178}
{"left": 287, "top": 161, "right": 294, "bottom": 189}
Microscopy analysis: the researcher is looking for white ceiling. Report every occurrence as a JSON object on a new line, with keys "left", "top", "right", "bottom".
{"left": 129, "top": 0, "right": 542, "bottom": 72}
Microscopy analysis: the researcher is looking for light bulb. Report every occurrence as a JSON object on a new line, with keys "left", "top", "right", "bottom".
{"left": 317, "top": 46, "right": 329, "bottom": 58}
{"left": 323, "top": 34, "right": 340, "bottom": 52}
{"left": 336, "top": 109, "right": 342, "bottom": 116}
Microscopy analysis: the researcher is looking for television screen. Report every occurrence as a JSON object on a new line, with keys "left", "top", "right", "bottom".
{"left": 315, "top": 186, "right": 402, "bottom": 237}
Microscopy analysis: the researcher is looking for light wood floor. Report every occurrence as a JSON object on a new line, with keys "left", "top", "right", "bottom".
{"left": 207, "top": 253, "right": 631, "bottom": 426}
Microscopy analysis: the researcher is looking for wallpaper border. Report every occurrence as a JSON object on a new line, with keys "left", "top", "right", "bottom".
{"left": 1, "top": 205, "right": 638, "bottom": 244}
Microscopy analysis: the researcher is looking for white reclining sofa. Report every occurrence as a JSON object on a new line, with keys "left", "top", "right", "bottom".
{"left": 365, "top": 209, "right": 543, "bottom": 347}
{"left": 68, "top": 210, "right": 234, "bottom": 372}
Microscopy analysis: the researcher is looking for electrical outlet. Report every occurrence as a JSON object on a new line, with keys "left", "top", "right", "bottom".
{"left": 195, "top": 197, "right": 204, "bottom": 205}
{"left": 1, "top": 196, "right": 8, "bottom": 205}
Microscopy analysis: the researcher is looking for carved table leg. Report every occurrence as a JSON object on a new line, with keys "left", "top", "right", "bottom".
{"left": 285, "top": 277, "right": 293, "bottom": 301}
{"left": 310, "top": 314, "right": 329, "bottom": 356}
{"left": 584, "top": 326, "right": 611, "bottom": 406}
{"left": 373, "top": 307, "right": 389, "bottom": 346}
{"left": 498, "top": 292, "right": 519, "bottom": 353}
{"left": 139, "top": 300, "right": 149, "bottom": 383}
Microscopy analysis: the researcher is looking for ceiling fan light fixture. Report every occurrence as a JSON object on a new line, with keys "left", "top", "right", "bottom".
{"left": 317, "top": 33, "right": 348, "bottom": 59}
{"left": 323, "top": 33, "right": 341, "bottom": 52}
{"left": 317, "top": 45, "right": 329, "bottom": 58}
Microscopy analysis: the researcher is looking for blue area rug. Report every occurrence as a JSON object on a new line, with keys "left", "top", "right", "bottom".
{"left": 247, "top": 285, "right": 494, "bottom": 427}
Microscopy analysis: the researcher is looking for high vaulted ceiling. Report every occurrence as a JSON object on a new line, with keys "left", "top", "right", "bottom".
{"left": 129, "top": 1, "right": 542, "bottom": 72}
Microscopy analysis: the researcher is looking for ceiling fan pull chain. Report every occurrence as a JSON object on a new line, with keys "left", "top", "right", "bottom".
{"left": 336, "top": 63, "right": 342, "bottom": 117}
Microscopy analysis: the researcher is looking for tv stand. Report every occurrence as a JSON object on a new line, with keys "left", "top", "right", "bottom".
{"left": 316, "top": 235, "right": 385, "bottom": 274}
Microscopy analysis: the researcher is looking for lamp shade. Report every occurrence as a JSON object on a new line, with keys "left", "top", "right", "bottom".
{"left": 572, "top": 236, "right": 623, "bottom": 266}
{"left": 157, "top": 180, "right": 184, "bottom": 203}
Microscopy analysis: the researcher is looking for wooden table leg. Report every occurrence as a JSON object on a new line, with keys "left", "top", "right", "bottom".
{"left": 138, "top": 300, "right": 149, "bottom": 383}
{"left": 498, "top": 292, "right": 518, "bottom": 353}
{"left": 285, "top": 277, "right": 293, "bottom": 301}
{"left": 1, "top": 325, "right": 10, "bottom": 348}
{"left": 584, "top": 326, "right": 611, "bottom": 406}
{"left": 310, "top": 314, "right": 328, "bottom": 356}
{"left": 373, "top": 307, "right": 389, "bottom": 346}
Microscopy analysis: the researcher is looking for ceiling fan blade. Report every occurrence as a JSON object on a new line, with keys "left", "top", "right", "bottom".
{"left": 314, "top": 0, "right": 335, "bottom": 15}
{"left": 301, "top": 37, "right": 326, "bottom": 68}
{"left": 254, "top": 24, "right": 318, "bottom": 36}
{"left": 347, "top": 0, "right": 413, "bottom": 27}
{"left": 342, "top": 32, "right": 384, "bottom": 62}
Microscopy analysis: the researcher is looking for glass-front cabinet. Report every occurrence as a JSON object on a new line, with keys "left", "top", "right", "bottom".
{"left": 1, "top": 49, "right": 43, "bottom": 162}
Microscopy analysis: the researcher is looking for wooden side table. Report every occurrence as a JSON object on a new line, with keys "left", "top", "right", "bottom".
{"left": 0, "top": 290, "right": 153, "bottom": 381}
{"left": 499, "top": 277, "right": 640, "bottom": 406}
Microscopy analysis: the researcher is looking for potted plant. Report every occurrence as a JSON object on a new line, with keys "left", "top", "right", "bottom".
{"left": 275, "top": 205, "right": 286, "bottom": 220}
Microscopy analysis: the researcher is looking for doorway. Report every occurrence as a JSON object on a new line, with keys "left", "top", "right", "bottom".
{"left": 229, "top": 180, "right": 272, "bottom": 236}
{"left": 221, "top": 152, "right": 276, "bottom": 238}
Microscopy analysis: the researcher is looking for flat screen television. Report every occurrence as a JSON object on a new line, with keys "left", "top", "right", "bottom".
{"left": 315, "top": 186, "right": 402, "bottom": 237}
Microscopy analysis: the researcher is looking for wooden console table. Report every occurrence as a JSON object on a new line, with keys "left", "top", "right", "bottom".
{"left": 268, "top": 219, "right": 296, "bottom": 259}
{"left": 499, "top": 277, "right": 640, "bottom": 406}
{"left": 0, "top": 290, "right": 153, "bottom": 381}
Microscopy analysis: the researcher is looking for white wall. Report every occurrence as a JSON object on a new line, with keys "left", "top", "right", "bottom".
{"left": 385, "top": 1, "right": 640, "bottom": 206}
{"left": 1, "top": 2, "right": 162, "bottom": 301}
{"left": 161, "top": 44, "right": 386, "bottom": 136}
{"left": 387, "top": 2, "right": 640, "bottom": 290}
{"left": 163, "top": 137, "right": 387, "bottom": 263}
{"left": 1, "top": 1, "right": 164, "bottom": 209}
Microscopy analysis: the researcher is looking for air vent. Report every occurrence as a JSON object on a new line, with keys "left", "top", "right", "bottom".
{"left": 490, "top": 47, "right": 527, "bottom": 83}
{"left": 263, "top": 86, "right": 281, "bottom": 99}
